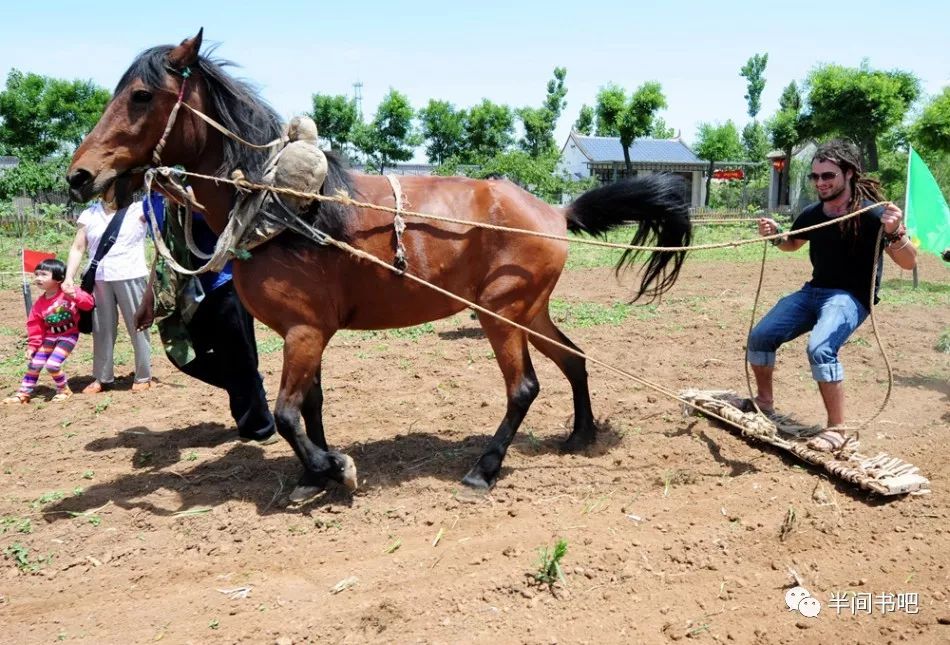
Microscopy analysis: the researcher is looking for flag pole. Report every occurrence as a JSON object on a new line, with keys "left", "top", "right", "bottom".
{"left": 905, "top": 147, "right": 919, "bottom": 288}
{"left": 20, "top": 248, "right": 33, "bottom": 316}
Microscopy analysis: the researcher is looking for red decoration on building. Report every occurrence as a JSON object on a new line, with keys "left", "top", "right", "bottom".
{"left": 712, "top": 168, "right": 745, "bottom": 180}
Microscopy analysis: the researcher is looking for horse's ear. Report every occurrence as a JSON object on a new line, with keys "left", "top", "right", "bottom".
{"left": 167, "top": 28, "right": 203, "bottom": 70}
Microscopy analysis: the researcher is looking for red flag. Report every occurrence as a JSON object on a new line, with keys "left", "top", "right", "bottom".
{"left": 22, "top": 249, "right": 56, "bottom": 273}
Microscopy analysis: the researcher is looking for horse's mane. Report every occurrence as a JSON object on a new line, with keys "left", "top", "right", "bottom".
{"left": 117, "top": 45, "right": 355, "bottom": 242}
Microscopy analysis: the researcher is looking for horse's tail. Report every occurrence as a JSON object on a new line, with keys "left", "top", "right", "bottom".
{"left": 565, "top": 174, "right": 692, "bottom": 301}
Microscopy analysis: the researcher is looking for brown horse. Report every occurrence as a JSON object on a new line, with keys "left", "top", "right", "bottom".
{"left": 67, "top": 31, "right": 691, "bottom": 500}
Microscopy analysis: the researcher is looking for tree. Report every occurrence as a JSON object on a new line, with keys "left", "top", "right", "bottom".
{"left": 309, "top": 94, "right": 358, "bottom": 152}
{"left": 693, "top": 121, "right": 744, "bottom": 206}
{"left": 352, "top": 89, "right": 421, "bottom": 174}
{"left": 739, "top": 53, "right": 768, "bottom": 119}
{"left": 518, "top": 67, "right": 568, "bottom": 158}
{"left": 418, "top": 99, "right": 465, "bottom": 164}
{"left": 594, "top": 82, "right": 667, "bottom": 174}
{"left": 768, "top": 81, "right": 805, "bottom": 207}
{"left": 804, "top": 63, "right": 920, "bottom": 170}
{"left": 0, "top": 69, "right": 109, "bottom": 160}
{"left": 462, "top": 99, "right": 514, "bottom": 163}
{"left": 0, "top": 156, "right": 69, "bottom": 201}
{"left": 649, "top": 117, "right": 676, "bottom": 139}
{"left": 574, "top": 104, "right": 594, "bottom": 135}
{"left": 911, "top": 87, "right": 950, "bottom": 153}
{"left": 742, "top": 121, "right": 769, "bottom": 164}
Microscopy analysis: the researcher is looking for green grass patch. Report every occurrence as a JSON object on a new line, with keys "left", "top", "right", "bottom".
{"left": 549, "top": 299, "right": 630, "bottom": 327}
{"left": 258, "top": 336, "right": 284, "bottom": 354}
{"left": 339, "top": 323, "right": 436, "bottom": 342}
{"left": 877, "top": 279, "right": 950, "bottom": 307}
{"left": 564, "top": 223, "right": 802, "bottom": 270}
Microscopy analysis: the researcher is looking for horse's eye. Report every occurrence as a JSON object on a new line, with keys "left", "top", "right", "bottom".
{"left": 131, "top": 89, "right": 153, "bottom": 104}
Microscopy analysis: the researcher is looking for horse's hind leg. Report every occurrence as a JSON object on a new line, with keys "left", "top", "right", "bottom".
{"left": 527, "top": 305, "right": 597, "bottom": 452}
{"left": 276, "top": 326, "right": 356, "bottom": 502}
{"left": 462, "top": 314, "right": 539, "bottom": 490}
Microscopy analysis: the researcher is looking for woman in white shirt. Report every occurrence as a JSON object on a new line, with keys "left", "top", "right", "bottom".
{"left": 64, "top": 197, "right": 152, "bottom": 393}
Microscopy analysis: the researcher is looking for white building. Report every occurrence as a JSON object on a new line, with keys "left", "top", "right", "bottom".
{"left": 558, "top": 132, "right": 707, "bottom": 207}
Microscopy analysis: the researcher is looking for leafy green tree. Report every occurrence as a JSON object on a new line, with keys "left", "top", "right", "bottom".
{"left": 768, "top": 81, "right": 805, "bottom": 206}
{"left": 0, "top": 69, "right": 109, "bottom": 160}
{"left": 911, "top": 87, "right": 950, "bottom": 153}
{"left": 574, "top": 104, "right": 594, "bottom": 135}
{"left": 804, "top": 63, "right": 920, "bottom": 170}
{"left": 417, "top": 99, "right": 465, "bottom": 164}
{"left": 740, "top": 53, "right": 768, "bottom": 119}
{"left": 470, "top": 150, "right": 596, "bottom": 203}
{"left": 462, "top": 99, "right": 514, "bottom": 163}
{"left": 309, "top": 94, "right": 358, "bottom": 152}
{"left": 649, "top": 117, "right": 676, "bottom": 139}
{"left": 0, "top": 156, "right": 69, "bottom": 200}
{"left": 694, "top": 121, "right": 744, "bottom": 206}
{"left": 352, "top": 89, "right": 421, "bottom": 174}
{"left": 742, "top": 121, "right": 768, "bottom": 159}
{"left": 594, "top": 82, "right": 667, "bottom": 174}
{"left": 518, "top": 67, "right": 568, "bottom": 158}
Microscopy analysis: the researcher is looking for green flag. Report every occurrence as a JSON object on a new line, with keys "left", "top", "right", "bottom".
{"left": 905, "top": 148, "right": 950, "bottom": 256}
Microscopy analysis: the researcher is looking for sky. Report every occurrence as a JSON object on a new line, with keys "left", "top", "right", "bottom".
{"left": 2, "top": 1, "right": 948, "bottom": 161}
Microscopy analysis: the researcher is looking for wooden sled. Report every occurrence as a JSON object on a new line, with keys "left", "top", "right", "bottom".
{"left": 679, "top": 389, "right": 931, "bottom": 496}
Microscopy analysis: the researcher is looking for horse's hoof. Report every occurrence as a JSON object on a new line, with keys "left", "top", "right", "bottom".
{"left": 560, "top": 432, "right": 595, "bottom": 454}
{"left": 461, "top": 468, "right": 494, "bottom": 491}
{"left": 338, "top": 454, "right": 358, "bottom": 492}
{"left": 288, "top": 484, "right": 325, "bottom": 505}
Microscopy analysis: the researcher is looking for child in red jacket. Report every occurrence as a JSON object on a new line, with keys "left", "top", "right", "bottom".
{"left": 4, "top": 259, "right": 94, "bottom": 404}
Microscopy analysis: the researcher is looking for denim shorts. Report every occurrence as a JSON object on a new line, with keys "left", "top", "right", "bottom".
{"left": 746, "top": 284, "right": 868, "bottom": 382}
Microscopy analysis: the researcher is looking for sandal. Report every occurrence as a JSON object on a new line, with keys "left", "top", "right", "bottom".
{"left": 51, "top": 388, "right": 73, "bottom": 402}
{"left": 82, "top": 381, "right": 104, "bottom": 395}
{"left": 3, "top": 393, "right": 30, "bottom": 404}
{"left": 806, "top": 429, "right": 859, "bottom": 454}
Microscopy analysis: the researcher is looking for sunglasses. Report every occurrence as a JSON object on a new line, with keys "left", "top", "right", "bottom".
{"left": 808, "top": 171, "right": 839, "bottom": 182}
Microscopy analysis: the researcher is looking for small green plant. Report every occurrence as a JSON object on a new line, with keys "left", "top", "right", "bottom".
{"left": 1, "top": 516, "right": 32, "bottom": 534}
{"left": 93, "top": 396, "right": 112, "bottom": 414}
{"left": 32, "top": 491, "right": 65, "bottom": 508}
{"left": 208, "top": 618, "right": 220, "bottom": 630}
{"left": 937, "top": 328, "right": 950, "bottom": 354}
{"left": 82, "top": 470, "right": 94, "bottom": 479}
{"left": 133, "top": 451, "right": 153, "bottom": 467}
{"left": 532, "top": 538, "right": 568, "bottom": 586}
{"left": 3, "top": 543, "right": 52, "bottom": 572}
{"left": 184, "top": 451, "right": 199, "bottom": 462}
{"left": 72, "top": 486, "right": 84, "bottom": 496}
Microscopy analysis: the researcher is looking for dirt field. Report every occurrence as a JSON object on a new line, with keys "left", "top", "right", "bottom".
{"left": 1, "top": 248, "right": 948, "bottom": 644}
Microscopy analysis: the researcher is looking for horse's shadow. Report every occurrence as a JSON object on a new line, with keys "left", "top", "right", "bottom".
{"left": 43, "top": 421, "right": 591, "bottom": 520}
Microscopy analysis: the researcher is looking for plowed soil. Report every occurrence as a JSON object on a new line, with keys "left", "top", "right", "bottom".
{"left": 1, "top": 251, "right": 948, "bottom": 644}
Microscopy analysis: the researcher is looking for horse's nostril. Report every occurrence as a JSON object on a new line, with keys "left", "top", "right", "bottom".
{"left": 67, "top": 168, "right": 92, "bottom": 190}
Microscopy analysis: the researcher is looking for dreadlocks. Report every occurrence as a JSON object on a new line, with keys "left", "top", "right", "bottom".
{"left": 812, "top": 140, "right": 886, "bottom": 238}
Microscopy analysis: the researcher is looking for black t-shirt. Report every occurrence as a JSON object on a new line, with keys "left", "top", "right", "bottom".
{"left": 789, "top": 200, "right": 886, "bottom": 312}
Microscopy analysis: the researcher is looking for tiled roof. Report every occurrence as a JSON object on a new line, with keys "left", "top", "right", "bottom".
{"left": 570, "top": 134, "right": 702, "bottom": 165}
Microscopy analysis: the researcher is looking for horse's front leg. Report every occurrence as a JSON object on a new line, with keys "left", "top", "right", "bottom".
{"left": 276, "top": 325, "right": 356, "bottom": 503}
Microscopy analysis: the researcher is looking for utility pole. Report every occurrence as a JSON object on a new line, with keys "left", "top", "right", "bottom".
{"left": 353, "top": 81, "right": 363, "bottom": 120}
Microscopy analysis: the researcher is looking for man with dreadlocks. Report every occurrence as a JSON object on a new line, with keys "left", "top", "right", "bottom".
{"left": 748, "top": 139, "right": 917, "bottom": 452}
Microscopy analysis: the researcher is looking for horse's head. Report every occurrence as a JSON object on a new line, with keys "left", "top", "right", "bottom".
{"left": 67, "top": 29, "right": 213, "bottom": 202}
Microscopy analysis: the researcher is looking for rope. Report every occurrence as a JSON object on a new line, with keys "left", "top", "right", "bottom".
{"left": 171, "top": 167, "right": 883, "bottom": 254}
{"left": 385, "top": 174, "right": 408, "bottom": 272}
{"left": 143, "top": 101, "right": 899, "bottom": 438}
{"left": 742, "top": 224, "right": 896, "bottom": 438}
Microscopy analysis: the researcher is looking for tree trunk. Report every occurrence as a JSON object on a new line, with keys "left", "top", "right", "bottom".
{"left": 623, "top": 147, "right": 632, "bottom": 177}
{"left": 780, "top": 146, "right": 792, "bottom": 207}
{"left": 866, "top": 136, "right": 879, "bottom": 172}
{"left": 705, "top": 159, "right": 714, "bottom": 206}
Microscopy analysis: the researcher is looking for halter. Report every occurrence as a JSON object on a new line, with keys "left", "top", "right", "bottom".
{"left": 151, "top": 66, "right": 191, "bottom": 166}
